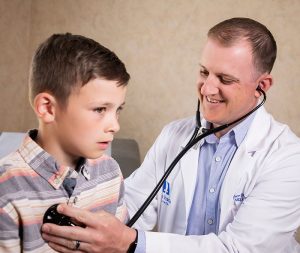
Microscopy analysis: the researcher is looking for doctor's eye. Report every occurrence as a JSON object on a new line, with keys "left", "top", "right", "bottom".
{"left": 199, "top": 69, "right": 209, "bottom": 78}
{"left": 94, "top": 107, "right": 106, "bottom": 114}
{"left": 219, "top": 76, "right": 236, "bottom": 85}
{"left": 219, "top": 77, "right": 233, "bottom": 85}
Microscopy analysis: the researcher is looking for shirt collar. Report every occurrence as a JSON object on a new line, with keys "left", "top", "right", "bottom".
{"left": 18, "top": 129, "right": 90, "bottom": 190}
{"left": 202, "top": 111, "right": 256, "bottom": 147}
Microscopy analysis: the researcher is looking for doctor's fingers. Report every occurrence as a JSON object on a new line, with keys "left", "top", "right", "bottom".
{"left": 56, "top": 204, "right": 110, "bottom": 228}
{"left": 42, "top": 230, "right": 98, "bottom": 253}
{"left": 42, "top": 230, "right": 87, "bottom": 253}
{"left": 41, "top": 221, "right": 122, "bottom": 250}
{"left": 48, "top": 242, "right": 84, "bottom": 253}
{"left": 41, "top": 223, "right": 92, "bottom": 244}
{"left": 45, "top": 236, "right": 86, "bottom": 253}
{"left": 42, "top": 224, "right": 129, "bottom": 253}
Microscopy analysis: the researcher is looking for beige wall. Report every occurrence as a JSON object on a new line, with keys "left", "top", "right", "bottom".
{"left": 1, "top": 0, "right": 300, "bottom": 159}
{"left": 0, "top": 0, "right": 32, "bottom": 131}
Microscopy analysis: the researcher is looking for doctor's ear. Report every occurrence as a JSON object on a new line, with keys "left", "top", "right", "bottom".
{"left": 255, "top": 74, "right": 273, "bottom": 98}
{"left": 33, "top": 93, "right": 57, "bottom": 123}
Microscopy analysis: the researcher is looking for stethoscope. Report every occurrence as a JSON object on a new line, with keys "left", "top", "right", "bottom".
{"left": 126, "top": 87, "right": 266, "bottom": 227}
{"left": 42, "top": 88, "right": 266, "bottom": 229}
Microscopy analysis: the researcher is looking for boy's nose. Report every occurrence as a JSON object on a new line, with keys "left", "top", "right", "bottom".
{"left": 107, "top": 115, "right": 120, "bottom": 133}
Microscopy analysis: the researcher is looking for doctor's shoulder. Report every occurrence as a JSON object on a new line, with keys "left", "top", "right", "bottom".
{"left": 151, "top": 116, "right": 195, "bottom": 155}
{"left": 259, "top": 117, "right": 300, "bottom": 174}
{"left": 255, "top": 111, "right": 300, "bottom": 153}
{"left": 271, "top": 119, "right": 300, "bottom": 151}
{"left": 160, "top": 116, "right": 195, "bottom": 140}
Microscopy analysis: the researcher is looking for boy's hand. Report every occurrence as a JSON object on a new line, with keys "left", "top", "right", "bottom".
{"left": 41, "top": 204, "right": 136, "bottom": 253}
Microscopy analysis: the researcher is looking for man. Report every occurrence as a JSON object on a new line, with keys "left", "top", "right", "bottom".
{"left": 42, "top": 17, "right": 300, "bottom": 253}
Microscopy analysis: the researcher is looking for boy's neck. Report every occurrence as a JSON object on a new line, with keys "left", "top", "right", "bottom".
{"left": 34, "top": 128, "right": 79, "bottom": 168}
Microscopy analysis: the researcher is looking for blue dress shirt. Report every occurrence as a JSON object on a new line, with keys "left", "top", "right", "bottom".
{"left": 186, "top": 113, "right": 255, "bottom": 235}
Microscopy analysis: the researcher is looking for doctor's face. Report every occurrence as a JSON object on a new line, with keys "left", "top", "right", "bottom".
{"left": 197, "top": 38, "right": 262, "bottom": 131}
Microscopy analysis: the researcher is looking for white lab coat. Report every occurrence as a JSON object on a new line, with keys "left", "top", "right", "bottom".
{"left": 125, "top": 107, "right": 300, "bottom": 253}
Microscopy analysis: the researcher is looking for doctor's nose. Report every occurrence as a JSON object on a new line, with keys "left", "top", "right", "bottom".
{"left": 198, "top": 76, "right": 219, "bottom": 96}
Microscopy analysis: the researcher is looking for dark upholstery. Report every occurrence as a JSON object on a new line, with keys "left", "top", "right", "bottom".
{"left": 112, "top": 138, "right": 140, "bottom": 178}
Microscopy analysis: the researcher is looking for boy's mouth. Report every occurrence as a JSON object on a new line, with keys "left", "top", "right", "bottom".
{"left": 97, "top": 141, "right": 111, "bottom": 150}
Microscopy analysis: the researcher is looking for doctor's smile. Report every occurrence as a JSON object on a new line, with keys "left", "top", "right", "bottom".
{"left": 205, "top": 96, "right": 225, "bottom": 104}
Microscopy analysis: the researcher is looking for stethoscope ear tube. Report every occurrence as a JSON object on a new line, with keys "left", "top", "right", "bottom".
{"left": 126, "top": 89, "right": 266, "bottom": 228}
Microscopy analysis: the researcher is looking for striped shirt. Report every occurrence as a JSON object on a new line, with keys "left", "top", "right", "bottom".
{"left": 0, "top": 130, "right": 128, "bottom": 252}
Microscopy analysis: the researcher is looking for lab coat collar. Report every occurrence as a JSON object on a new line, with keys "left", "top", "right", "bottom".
{"left": 180, "top": 117, "right": 207, "bottom": 150}
{"left": 243, "top": 106, "right": 277, "bottom": 153}
{"left": 180, "top": 106, "right": 272, "bottom": 152}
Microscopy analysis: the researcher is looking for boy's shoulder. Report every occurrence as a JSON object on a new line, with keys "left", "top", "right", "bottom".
{"left": 0, "top": 150, "right": 31, "bottom": 177}
{"left": 0, "top": 151, "right": 34, "bottom": 198}
{"left": 86, "top": 154, "right": 123, "bottom": 177}
{"left": 0, "top": 131, "right": 31, "bottom": 175}
{"left": 87, "top": 154, "right": 120, "bottom": 168}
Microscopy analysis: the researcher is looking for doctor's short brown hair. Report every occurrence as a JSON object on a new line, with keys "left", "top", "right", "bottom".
{"left": 29, "top": 33, "right": 130, "bottom": 107}
{"left": 208, "top": 17, "right": 277, "bottom": 75}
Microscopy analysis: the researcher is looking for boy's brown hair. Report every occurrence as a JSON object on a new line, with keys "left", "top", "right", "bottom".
{"left": 29, "top": 33, "right": 130, "bottom": 107}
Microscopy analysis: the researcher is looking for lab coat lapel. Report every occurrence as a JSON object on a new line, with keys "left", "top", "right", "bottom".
{"left": 178, "top": 116, "right": 211, "bottom": 219}
{"left": 180, "top": 142, "right": 202, "bottom": 218}
{"left": 219, "top": 107, "right": 272, "bottom": 229}
{"left": 218, "top": 142, "right": 253, "bottom": 228}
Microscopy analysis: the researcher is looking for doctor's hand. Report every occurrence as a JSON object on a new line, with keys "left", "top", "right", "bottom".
{"left": 41, "top": 204, "right": 136, "bottom": 253}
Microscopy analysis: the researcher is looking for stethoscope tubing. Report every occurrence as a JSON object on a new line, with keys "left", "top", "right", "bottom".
{"left": 126, "top": 89, "right": 266, "bottom": 227}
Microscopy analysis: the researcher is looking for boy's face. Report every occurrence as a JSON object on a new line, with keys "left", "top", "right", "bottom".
{"left": 53, "top": 78, "right": 127, "bottom": 165}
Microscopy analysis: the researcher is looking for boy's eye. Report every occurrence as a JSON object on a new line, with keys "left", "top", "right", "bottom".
{"left": 116, "top": 106, "right": 124, "bottom": 117}
{"left": 94, "top": 107, "right": 106, "bottom": 113}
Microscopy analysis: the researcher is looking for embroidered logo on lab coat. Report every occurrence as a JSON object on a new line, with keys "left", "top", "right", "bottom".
{"left": 233, "top": 193, "right": 246, "bottom": 203}
{"left": 162, "top": 181, "right": 171, "bottom": 205}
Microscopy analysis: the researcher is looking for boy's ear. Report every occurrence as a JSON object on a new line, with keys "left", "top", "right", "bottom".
{"left": 33, "top": 93, "right": 57, "bottom": 123}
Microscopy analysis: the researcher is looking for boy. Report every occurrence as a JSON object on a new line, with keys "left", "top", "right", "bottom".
{"left": 0, "top": 33, "right": 130, "bottom": 252}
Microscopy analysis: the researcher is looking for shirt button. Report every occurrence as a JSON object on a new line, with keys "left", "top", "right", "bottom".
{"left": 74, "top": 196, "right": 78, "bottom": 204}
{"left": 209, "top": 188, "right": 215, "bottom": 193}
{"left": 82, "top": 168, "right": 90, "bottom": 180}
{"left": 215, "top": 156, "right": 221, "bottom": 162}
{"left": 207, "top": 219, "right": 214, "bottom": 225}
